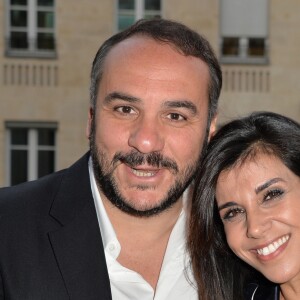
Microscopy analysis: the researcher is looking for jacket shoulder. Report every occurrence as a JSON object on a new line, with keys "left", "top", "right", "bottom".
{"left": 0, "top": 152, "right": 90, "bottom": 215}
{"left": 0, "top": 169, "right": 65, "bottom": 215}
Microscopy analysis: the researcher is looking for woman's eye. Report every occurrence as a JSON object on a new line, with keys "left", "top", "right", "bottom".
{"left": 115, "top": 106, "right": 135, "bottom": 114}
{"left": 167, "top": 113, "right": 186, "bottom": 121}
{"left": 263, "top": 189, "right": 284, "bottom": 202}
{"left": 222, "top": 207, "right": 245, "bottom": 222}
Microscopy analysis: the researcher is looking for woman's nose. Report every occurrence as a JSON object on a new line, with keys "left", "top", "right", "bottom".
{"left": 246, "top": 211, "right": 272, "bottom": 239}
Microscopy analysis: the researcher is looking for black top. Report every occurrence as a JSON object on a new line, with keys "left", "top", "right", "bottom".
{"left": 245, "top": 282, "right": 280, "bottom": 300}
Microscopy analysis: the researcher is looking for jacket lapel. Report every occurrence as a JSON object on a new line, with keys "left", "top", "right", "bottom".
{"left": 48, "top": 153, "right": 112, "bottom": 300}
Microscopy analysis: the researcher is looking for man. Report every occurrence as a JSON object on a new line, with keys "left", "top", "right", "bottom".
{"left": 0, "top": 19, "right": 221, "bottom": 299}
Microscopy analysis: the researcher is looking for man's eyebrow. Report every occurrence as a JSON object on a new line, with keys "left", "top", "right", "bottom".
{"left": 218, "top": 201, "right": 237, "bottom": 211}
{"left": 104, "top": 94, "right": 198, "bottom": 115}
{"left": 104, "top": 92, "right": 141, "bottom": 104}
{"left": 255, "top": 177, "right": 284, "bottom": 194}
{"left": 163, "top": 100, "right": 198, "bottom": 115}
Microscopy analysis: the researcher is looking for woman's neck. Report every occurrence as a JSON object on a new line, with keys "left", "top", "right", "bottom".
{"left": 280, "top": 277, "right": 300, "bottom": 300}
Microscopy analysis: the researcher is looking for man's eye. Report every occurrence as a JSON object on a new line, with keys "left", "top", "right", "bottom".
{"left": 115, "top": 106, "right": 135, "bottom": 114}
{"left": 222, "top": 207, "right": 245, "bottom": 222}
{"left": 263, "top": 189, "right": 284, "bottom": 202}
{"left": 167, "top": 113, "right": 186, "bottom": 121}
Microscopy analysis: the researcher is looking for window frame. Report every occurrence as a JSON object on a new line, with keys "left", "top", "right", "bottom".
{"left": 5, "top": 0, "right": 57, "bottom": 58}
{"left": 220, "top": 36, "right": 269, "bottom": 65}
{"left": 219, "top": 0, "right": 269, "bottom": 65}
{"left": 5, "top": 121, "right": 58, "bottom": 186}
{"left": 116, "top": 0, "right": 162, "bottom": 31}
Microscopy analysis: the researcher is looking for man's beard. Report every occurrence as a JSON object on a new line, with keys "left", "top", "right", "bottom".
{"left": 89, "top": 119, "right": 208, "bottom": 218}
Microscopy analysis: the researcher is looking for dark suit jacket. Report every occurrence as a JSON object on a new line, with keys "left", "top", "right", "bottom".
{"left": 0, "top": 153, "right": 112, "bottom": 300}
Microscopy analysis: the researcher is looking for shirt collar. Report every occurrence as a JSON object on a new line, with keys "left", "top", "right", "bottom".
{"left": 88, "top": 158, "right": 120, "bottom": 258}
{"left": 88, "top": 157, "right": 190, "bottom": 261}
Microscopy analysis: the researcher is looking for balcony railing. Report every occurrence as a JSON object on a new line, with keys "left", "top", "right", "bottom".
{"left": 222, "top": 66, "right": 270, "bottom": 93}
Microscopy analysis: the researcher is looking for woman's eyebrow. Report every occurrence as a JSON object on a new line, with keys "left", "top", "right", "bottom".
{"left": 218, "top": 201, "right": 237, "bottom": 211}
{"left": 255, "top": 177, "right": 284, "bottom": 194}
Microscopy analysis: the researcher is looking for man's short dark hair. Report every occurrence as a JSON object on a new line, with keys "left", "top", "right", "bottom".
{"left": 90, "top": 18, "right": 222, "bottom": 123}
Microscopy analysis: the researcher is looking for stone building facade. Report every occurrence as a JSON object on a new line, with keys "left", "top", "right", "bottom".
{"left": 0, "top": 0, "right": 299, "bottom": 186}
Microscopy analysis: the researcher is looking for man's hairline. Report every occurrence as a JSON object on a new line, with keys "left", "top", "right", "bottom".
{"left": 90, "top": 34, "right": 216, "bottom": 116}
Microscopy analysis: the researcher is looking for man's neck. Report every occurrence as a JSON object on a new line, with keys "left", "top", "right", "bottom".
{"left": 101, "top": 194, "right": 183, "bottom": 289}
{"left": 101, "top": 195, "right": 183, "bottom": 238}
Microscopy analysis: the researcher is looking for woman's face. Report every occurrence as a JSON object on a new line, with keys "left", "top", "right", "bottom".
{"left": 216, "top": 153, "right": 300, "bottom": 284}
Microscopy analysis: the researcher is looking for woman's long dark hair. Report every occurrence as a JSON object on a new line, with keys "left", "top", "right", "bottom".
{"left": 188, "top": 111, "right": 300, "bottom": 300}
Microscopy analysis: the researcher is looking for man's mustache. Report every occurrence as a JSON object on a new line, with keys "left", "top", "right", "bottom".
{"left": 112, "top": 151, "right": 179, "bottom": 173}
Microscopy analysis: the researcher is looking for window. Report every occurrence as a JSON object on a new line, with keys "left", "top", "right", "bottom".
{"left": 5, "top": 0, "right": 56, "bottom": 58}
{"left": 220, "top": 0, "right": 268, "bottom": 64}
{"left": 6, "top": 122, "right": 57, "bottom": 186}
{"left": 117, "top": 0, "right": 161, "bottom": 31}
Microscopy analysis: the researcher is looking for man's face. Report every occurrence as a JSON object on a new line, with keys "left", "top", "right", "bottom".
{"left": 87, "top": 36, "right": 216, "bottom": 217}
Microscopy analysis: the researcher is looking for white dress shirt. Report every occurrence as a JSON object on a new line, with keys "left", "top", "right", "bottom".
{"left": 88, "top": 159, "right": 197, "bottom": 300}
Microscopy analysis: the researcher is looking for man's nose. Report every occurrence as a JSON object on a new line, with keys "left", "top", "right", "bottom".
{"left": 128, "top": 116, "right": 165, "bottom": 154}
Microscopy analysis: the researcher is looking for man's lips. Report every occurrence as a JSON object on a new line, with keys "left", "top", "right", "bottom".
{"left": 113, "top": 151, "right": 179, "bottom": 174}
{"left": 131, "top": 168, "right": 158, "bottom": 177}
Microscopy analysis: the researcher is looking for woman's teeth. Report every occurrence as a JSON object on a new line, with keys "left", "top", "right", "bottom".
{"left": 257, "top": 235, "right": 289, "bottom": 256}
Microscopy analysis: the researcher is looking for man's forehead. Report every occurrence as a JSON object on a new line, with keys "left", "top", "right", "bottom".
{"left": 104, "top": 36, "right": 209, "bottom": 80}
{"left": 106, "top": 35, "right": 175, "bottom": 61}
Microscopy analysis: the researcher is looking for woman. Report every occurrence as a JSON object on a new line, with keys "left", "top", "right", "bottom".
{"left": 188, "top": 111, "right": 300, "bottom": 300}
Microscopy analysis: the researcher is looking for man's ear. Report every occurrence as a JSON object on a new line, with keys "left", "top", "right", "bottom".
{"left": 86, "top": 107, "right": 94, "bottom": 139}
{"left": 208, "top": 114, "right": 218, "bottom": 141}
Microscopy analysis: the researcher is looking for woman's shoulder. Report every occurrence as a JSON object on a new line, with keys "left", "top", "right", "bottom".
{"left": 244, "top": 281, "right": 280, "bottom": 300}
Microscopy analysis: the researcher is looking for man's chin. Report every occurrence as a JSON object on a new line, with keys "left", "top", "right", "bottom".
{"left": 109, "top": 194, "right": 170, "bottom": 218}
{"left": 122, "top": 200, "right": 164, "bottom": 213}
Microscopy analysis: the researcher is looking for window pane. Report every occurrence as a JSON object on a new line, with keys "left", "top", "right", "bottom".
{"left": 118, "top": 15, "right": 135, "bottom": 31}
{"left": 145, "top": 0, "right": 160, "bottom": 10}
{"left": 37, "top": 32, "right": 55, "bottom": 49}
{"left": 38, "top": 150, "right": 54, "bottom": 177}
{"left": 11, "top": 0, "right": 27, "bottom": 5}
{"left": 248, "top": 38, "right": 265, "bottom": 57}
{"left": 144, "top": 14, "right": 160, "bottom": 19}
{"left": 10, "top": 31, "right": 28, "bottom": 49}
{"left": 11, "top": 150, "right": 28, "bottom": 185}
{"left": 220, "top": 0, "right": 268, "bottom": 37}
{"left": 11, "top": 10, "right": 27, "bottom": 27}
{"left": 38, "top": 129, "right": 55, "bottom": 146}
{"left": 222, "top": 37, "right": 239, "bottom": 56}
{"left": 119, "top": 0, "right": 134, "bottom": 9}
{"left": 11, "top": 128, "right": 28, "bottom": 145}
{"left": 37, "top": 0, "right": 54, "bottom": 6}
{"left": 37, "top": 11, "right": 54, "bottom": 28}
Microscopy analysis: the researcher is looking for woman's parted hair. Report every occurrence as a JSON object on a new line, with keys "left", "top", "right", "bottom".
{"left": 188, "top": 111, "right": 300, "bottom": 300}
